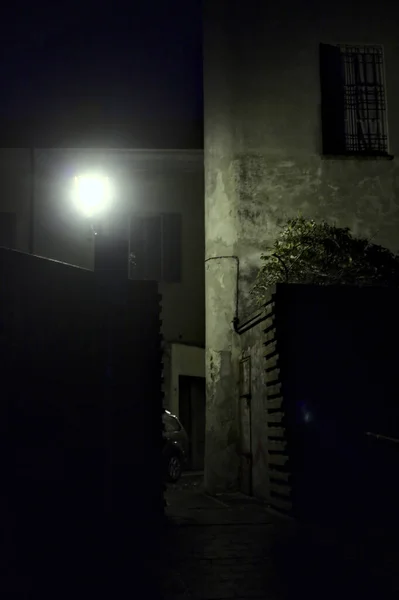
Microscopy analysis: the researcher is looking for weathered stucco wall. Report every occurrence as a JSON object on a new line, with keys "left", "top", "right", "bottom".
{"left": 204, "top": 0, "right": 399, "bottom": 492}
{"left": 204, "top": 257, "right": 240, "bottom": 492}
{"left": 205, "top": 0, "right": 399, "bottom": 318}
{"left": 204, "top": 1, "right": 242, "bottom": 492}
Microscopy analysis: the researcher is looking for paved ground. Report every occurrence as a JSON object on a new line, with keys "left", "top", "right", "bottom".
{"left": 162, "top": 472, "right": 399, "bottom": 599}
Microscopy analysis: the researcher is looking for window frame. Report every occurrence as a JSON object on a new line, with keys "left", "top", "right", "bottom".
{"left": 320, "top": 42, "right": 392, "bottom": 159}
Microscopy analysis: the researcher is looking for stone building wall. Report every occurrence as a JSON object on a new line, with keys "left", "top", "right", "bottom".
{"left": 204, "top": 0, "right": 399, "bottom": 492}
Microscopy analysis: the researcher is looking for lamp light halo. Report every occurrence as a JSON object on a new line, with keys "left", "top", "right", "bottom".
{"left": 72, "top": 173, "right": 113, "bottom": 217}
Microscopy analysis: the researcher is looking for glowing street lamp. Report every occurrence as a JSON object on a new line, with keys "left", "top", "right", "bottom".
{"left": 72, "top": 173, "right": 113, "bottom": 218}
{"left": 71, "top": 171, "right": 127, "bottom": 282}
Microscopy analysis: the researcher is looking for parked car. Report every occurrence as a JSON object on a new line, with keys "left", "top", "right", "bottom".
{"left": 162, "top": 409, "right": 189, "bottom": 482}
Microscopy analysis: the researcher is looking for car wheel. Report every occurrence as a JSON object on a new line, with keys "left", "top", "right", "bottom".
{"left": 166, "top": 454, "right": 182, "bottom": 483}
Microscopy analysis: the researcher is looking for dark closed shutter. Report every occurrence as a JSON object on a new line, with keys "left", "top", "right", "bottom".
{"left": 129, "top": 213, "right": 182, "bottom": 282}
{"left": 319, "top": 43, "right": 346, "bottom": 155}
{"left": 0, "top": 213, "right": 16, "bottom": 248}
{"left": 94, "top": 215, "right": 129, "bottom": 276}
{"left": 129, "top": 216, "right": 145, "bottom": 280}
{"left": 144, "top": 216, "right": 162, "bottom": 281}
{"left": 162, "top": 214, "right": 181, "bottom": 283}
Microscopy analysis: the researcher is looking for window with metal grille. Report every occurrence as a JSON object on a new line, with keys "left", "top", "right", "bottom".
{"left": 320, "top": 43, "right": 389, "bottom": 156}
{"left": 129, "top": 213, "right": 182, "bottom": 283}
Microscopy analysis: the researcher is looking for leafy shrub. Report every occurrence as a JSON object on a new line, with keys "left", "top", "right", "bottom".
{"left": 252, "top": 216, "right": 399, "bottom": 303}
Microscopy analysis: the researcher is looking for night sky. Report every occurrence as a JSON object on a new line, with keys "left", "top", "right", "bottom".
{"left": 0, "top": 1, "right": 203, "bottom": 148}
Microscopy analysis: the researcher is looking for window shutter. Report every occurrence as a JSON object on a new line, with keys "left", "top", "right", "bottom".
{"left": 319, "top": 43, "right": 346, "bottom": 155}
{"left": 129, "top": 215, "right": 145, "bottom": 279}
{"left": 0, "top": 213, "right": 16, "bottom": 248}
{"left": 162, "top": 214, "right": 181, "bottom": 283}
{"left": 143, "top": 216, "right": 162, "bottom": 281}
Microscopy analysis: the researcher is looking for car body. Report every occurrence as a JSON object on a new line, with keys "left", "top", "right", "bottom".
{"left": 162, "top": 409, "right": 189, "bottom": 482}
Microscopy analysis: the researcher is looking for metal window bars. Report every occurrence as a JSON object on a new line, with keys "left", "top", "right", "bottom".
{"left": 340, "top": 45, "right": 388, "bottom": 155}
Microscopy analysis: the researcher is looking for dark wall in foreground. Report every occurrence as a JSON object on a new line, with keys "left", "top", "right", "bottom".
{"left": 279, "top": 285, "right": 399, "bottom": 524}
{"left": 0, "top": 248, "right": 162, "bottom": 597}
{"left": 239, "top": 284, "right": 399, "bottom": 527}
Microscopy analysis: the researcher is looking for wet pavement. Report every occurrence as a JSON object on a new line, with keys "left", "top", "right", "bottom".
{"left": 162, "top": 472, "right": 399, "bottom": 599}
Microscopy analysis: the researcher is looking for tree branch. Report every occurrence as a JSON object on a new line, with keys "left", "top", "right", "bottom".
{"left": 272, "top": 253, "right": 289, "bottom": 282}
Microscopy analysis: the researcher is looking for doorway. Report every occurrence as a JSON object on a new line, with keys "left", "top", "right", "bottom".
{"left": 178, "top": 376, "right": 205, "bottom": 470}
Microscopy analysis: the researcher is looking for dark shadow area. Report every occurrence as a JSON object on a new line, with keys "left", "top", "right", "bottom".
{"left": 0, "top": 1, "right": 203, "bottom": 149}
{"left": 162, "top": 475, "right": 399, "bottom": 599}
{"left": 0, "top": 249, "right": 164, "bottom": 598}
{"left": 270, "top": 523, "right": 399, "bottom": 599}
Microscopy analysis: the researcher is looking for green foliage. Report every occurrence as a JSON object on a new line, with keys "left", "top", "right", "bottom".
{"left": 252, "top": 216, "right": 399, "bottom": 303}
